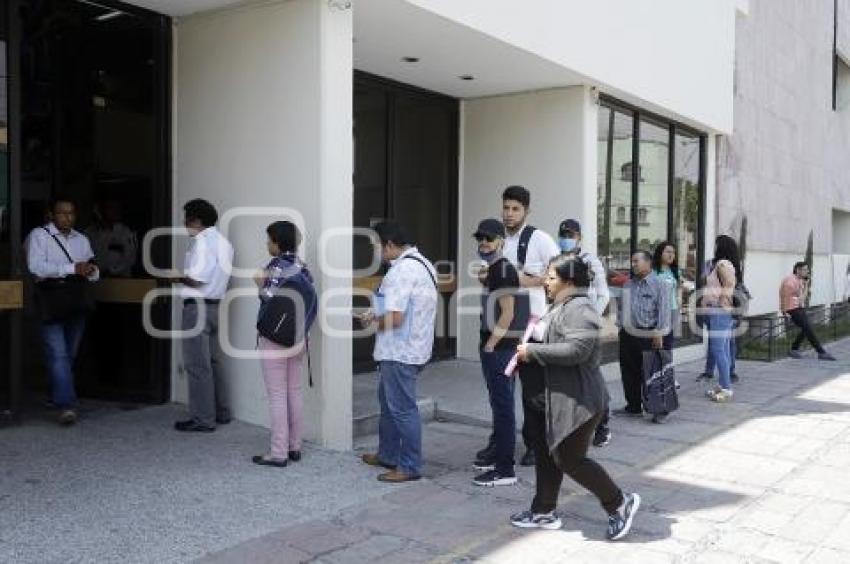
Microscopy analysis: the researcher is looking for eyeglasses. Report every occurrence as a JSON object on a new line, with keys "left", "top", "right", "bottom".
{"left": 475, "top": 234, "right": 495, "bottom": 243}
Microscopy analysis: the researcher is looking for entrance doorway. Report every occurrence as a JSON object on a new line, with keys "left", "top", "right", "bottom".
{"left": 352, "top": 72, "right": 459, "bottom": 372}
{"left": 0, "top": 0, "right": 171, "bottom": 421}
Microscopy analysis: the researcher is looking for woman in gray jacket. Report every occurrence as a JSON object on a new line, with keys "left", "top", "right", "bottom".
{"left": 511, "top": 255, "right": 640, "bottom": 541}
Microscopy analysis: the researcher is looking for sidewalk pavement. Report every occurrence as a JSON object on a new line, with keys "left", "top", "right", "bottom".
{"left": 3, "top": 338, "right": 850, "bottom": 563}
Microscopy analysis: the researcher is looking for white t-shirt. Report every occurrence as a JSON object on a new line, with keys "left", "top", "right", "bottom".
{"left": 503, "top": 224, "right": 560, "bottom": 318}
{"left": 373, "top": 247, "right": 439, "bottom": 366}
{"left": 181, "top": 226, "right": 234, "bottom": 300}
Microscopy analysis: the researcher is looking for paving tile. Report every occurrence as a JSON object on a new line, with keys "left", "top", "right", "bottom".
{"left": 274, "top": 520, "right": 371, "bottom": 556}
{"left": 754, "top": 535, "right": 817, "bottom": 563}
{"left": 316, "top": 535, "right": 409, "bottom": 564}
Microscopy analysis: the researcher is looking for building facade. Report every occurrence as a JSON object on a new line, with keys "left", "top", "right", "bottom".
{"left": 718, "top": 0, "right": 850, "bottom": 314}
{"left": 5, "top": 0, "right": 845, "bottom": 451}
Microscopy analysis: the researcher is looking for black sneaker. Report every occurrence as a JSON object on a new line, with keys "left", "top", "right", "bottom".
{"left": 288, "top": 450, "right": 302, "bottom": 462}
{"left": 730, "top": 373, "right": 740, "bottom": 383}
{"left": 510, "top": 510, "right": 563, "bottom": 530}
{"left": 696, "top": 372, "right": 714, "bottom": 381}
{"left": 607, "top": 493, "right": 641, "bottom": 541}
{"left": 519, "top": 449, "right": 536, "bottom": 467}
{"left": 612, "top": 407, "right": 642, "bottom": 418}
{"left": 593, "top": 425, "right": 611, "bottom": 447}
{"left": 473, "top": 469, "right": 517, "bottom": 487}
{"left": 819, "top": 352, "right": 836, "bottom": 361}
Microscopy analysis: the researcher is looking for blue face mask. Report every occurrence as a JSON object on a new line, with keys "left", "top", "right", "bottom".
{"left": 559, "top": 237, "right": 578, "bottom": 253}
{"left": 478, "top": 250, "right": 500, "bottom": 263}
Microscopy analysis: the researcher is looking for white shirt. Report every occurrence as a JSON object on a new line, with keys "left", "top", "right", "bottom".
{"left": 181, "top": 226, "right": 234, "bottom": 300}
{"left": 373, "top": 247, "right": 439, "bottom": 366}
{"left": 503, "top": 224, "right": 560, "bottom": 318}
{"left": 26, "top": 223, "right": 100, "bottom": 282}
{"left": 85, "top": 222, "right": 138, "bottom": 277}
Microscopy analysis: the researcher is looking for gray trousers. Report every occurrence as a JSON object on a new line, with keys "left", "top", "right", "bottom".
{"left": 182, "top": 300, "right": 229, "bottom": 427}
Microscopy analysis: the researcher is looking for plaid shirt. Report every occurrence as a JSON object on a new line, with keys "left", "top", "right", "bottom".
{"left": 618, "top": 271, "right": 671, "bottom": 332}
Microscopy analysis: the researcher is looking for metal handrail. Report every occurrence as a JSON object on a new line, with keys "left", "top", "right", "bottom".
{"left": 737, "top": 301, "right": 849, "bottom": 361}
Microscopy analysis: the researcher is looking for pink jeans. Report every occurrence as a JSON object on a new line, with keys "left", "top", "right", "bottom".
{"left": 259, "top": 337, "right": 305, "bottom": 460}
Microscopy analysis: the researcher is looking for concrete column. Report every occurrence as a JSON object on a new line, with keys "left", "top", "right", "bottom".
{"left": 172, "top": 0, "right": 353, "bottom": 450}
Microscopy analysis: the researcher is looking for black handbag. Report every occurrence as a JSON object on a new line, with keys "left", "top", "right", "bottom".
{"left": 34, "top": 228, "right": 96, "bottom": 323}
{"left": 641, "top": 349, "right": 679, "bottom": 415}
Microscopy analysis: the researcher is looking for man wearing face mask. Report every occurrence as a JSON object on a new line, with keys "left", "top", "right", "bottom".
{"left": 498, "top": 186, "right": 559, "bottom": 468}
{"left": 557, "top": 219, "right": 612, "bottom": 446}
{"left": 473, "top": 218, "right": 530, "bottom": 487}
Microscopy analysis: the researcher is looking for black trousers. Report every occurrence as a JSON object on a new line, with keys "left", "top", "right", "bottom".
{"left": 519, "top": 361, "right": 546, "bottom": 452}
{"left": 529, "top": 410, "right": 623, "bottom": 515}
{"left": 789, "top": 308, "right": 825, "bottom": 354}
{"left": 619, "top": 329, "right": 653, "bottom": 413}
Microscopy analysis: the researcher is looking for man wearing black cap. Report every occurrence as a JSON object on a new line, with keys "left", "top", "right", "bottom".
{"left": 473, "top": 218, "right": 530, "bottom": 487}
{"left": 556, "top": 219, "right": 612, "bottom": 446}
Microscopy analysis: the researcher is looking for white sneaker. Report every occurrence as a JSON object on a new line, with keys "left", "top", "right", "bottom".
{"left": 708, "top": 388, "right": 734, "bottom": 403}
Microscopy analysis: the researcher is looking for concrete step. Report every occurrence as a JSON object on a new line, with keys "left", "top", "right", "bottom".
{"left": 353, "top": 396, "right": 436, "bottom": 437}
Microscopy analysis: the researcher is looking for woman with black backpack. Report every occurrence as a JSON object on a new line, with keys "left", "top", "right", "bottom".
{"left": 251, "top": 221, "right": 316, "bottom": 468}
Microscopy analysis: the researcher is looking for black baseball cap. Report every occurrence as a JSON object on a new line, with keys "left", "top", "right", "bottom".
{"left": 558, "top": 218, "right": 582, "bottom": 236}
{"left": 473, "top": 218, "right": 506, "bottom": 240}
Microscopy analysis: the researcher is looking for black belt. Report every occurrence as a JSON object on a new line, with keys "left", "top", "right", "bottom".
{"left": 184, "top": 298, "right": 221, "bottom": 306}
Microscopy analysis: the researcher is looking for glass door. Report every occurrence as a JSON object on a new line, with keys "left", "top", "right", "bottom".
{"left": 0, "top": 0, "right": 22, "bottom": 422}
{"left": 13, "top": 0, "right": 172, "bottom": 407}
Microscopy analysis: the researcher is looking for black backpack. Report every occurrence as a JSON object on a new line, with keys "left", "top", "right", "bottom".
{"left": 516, "top": 225, "right": 536, "bottom": 266}
{"left": 256, "top": 263, "right": 317, "bottom": 348}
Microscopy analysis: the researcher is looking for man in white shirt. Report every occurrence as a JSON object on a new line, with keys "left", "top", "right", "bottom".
{"left": 360, "top": 221, "right": 438, "bottom": 483}
{"left": 498, "top": 186, "right": 559, "bottom": 468}
{"left": 26, "top": 196, "right": 100, "bottom": 426}
{"left": 171, "top": 199, "right": 234, "bottom": 432}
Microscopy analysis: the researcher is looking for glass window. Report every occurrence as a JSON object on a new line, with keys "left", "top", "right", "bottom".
{"left": 637, "top": 119, "right": 669, "bottom": 251}
{"left": 597, "top": 108, "right": 634, "bottom": 282}
{"left": 672, "top": 131, "right": 701, "bottom": 284}
{"left": 597, "top": 99, "right": 705, "bottom": 350}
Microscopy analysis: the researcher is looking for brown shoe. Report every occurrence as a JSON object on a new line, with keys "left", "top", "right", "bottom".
{"left": 377, "top": 470, "right": 421, "bottom": 483}
{"left": 361, "top": 453, "right": 396, "bottom": 470}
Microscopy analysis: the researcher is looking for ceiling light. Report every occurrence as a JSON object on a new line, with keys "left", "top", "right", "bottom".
{"left": 459, "top": 75, "right": 475, "bottom": 81}
{"left": 95, "top": 10, "right": 124, "bottom": 22}
{"left": 401, "top": 56, "right": 420, "bottom": 63}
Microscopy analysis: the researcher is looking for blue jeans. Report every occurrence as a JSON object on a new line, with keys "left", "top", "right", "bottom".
{"left": 377, "top": 361, "right": 423, "bottom": 476}
{"left": 480, "top": 347, "right": 516, "bottom": 475}
{"left": 706, "top": 311, "right": 734, "bottom": 391}
{"left": 41, "top": 316, "right": 87, "bottom": 409}
{"left": 704, "top": 323, "right": 737, "bottom": 376}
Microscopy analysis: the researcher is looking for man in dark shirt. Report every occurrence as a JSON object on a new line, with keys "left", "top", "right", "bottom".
{"left": 473, "top": 218, "right": 530, "bottom": 487}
